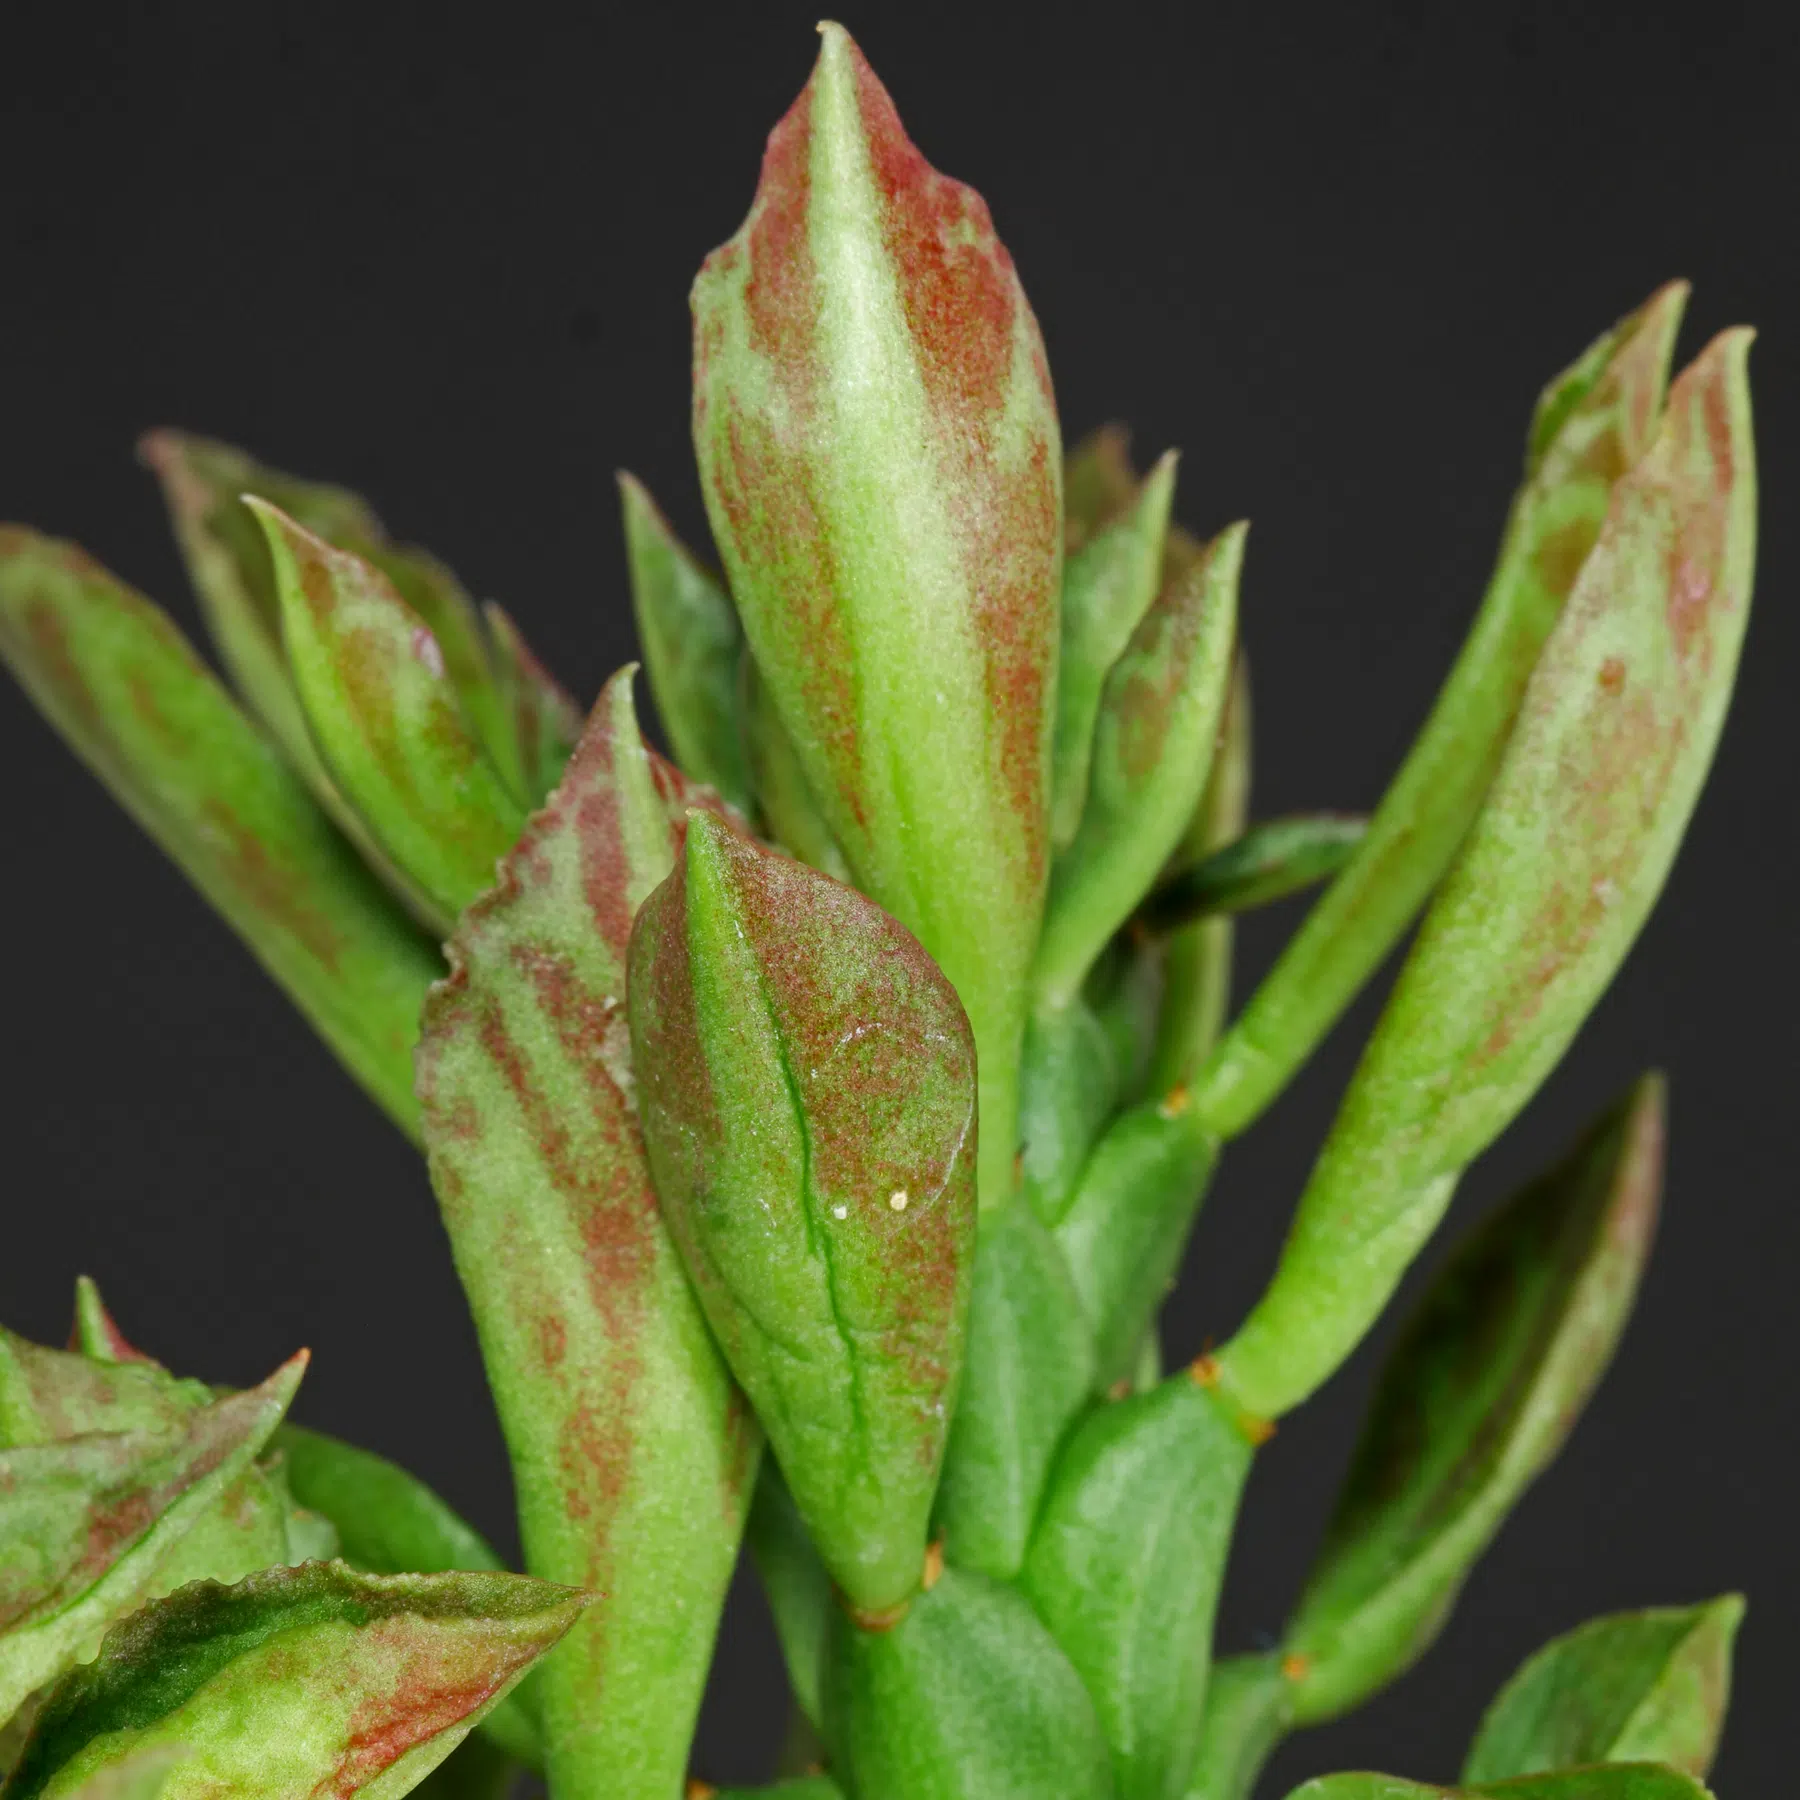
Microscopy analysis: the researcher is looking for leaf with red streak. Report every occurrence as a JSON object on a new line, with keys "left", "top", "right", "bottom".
{"left": 1280, "top": 1078, "right": 1664, "bottom": 1725}
{"left": 0, "top": 533, "right": 439, "bottom": 1138}
{"left": 141, "top": 432, "right": 534, "bottom": 812}
{"left": 1035, "top": 522, "right": 1243, "bottom": 1013}
{"left": 692, "top": 22, "right": 1062, "bottom": 1211}
{"left": 1063, "top": 426, "right": 1140, "bottom": 554}
{"left": 67, "top": 1283, "right": 155, "bottom": 1371}
{"left": 618, "top": 473, "right": 753, "bottom": 812}
{"left": 0, "top": 1563, "right": 586, "bottom": 1800}
{"left": 1219, "top": 330, "right": 1755, "bottom": 1420}
{"left": 251, "top": 502, "right": 528, "bottom": 932}
{"left": 0, "top": 1356, "right": 306, "bottom": 1721}
{"left": 482, "top": 604, "right": 581, "bottom": 808}
{"left": 416, "top": 668, "right": 756, "bottom": 1800}
{"left": 630, "top": 813, "right": 978, "bottom": 1616}
{"left": 1196, "top": 283, "right": 1692, "bottom": 1140}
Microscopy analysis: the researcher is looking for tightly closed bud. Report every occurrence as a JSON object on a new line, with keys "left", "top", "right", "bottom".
{"left": 691, "top": 23, "right": 1061, "bottom": 1209}
{"left": 629, "top": 815, "right": 978, "bottom": 1615}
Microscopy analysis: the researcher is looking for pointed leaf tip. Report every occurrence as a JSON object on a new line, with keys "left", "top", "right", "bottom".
{"left": 630, "top": 816, "right": 978, "bottom": 1613}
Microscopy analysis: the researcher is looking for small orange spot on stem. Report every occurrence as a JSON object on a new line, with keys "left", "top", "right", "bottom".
{"left": 1243, "top": 1414, "right": 1277, "bottom": 1447}
{"left": 1159, "top": 1084, "right": 1192, "bottom": 1120}
{"left": 1598, "top": 656, "right": 1627, "bottom": 695}
{"left": 1107, "top": 1377, "right": 1132, "bottom": 1400}
{"left": 1281, "top": 1652, "right": 1310, "bottom": 1683}
{"left": 687, "top": 1781, "right": 717, "bottom": 1799}
{"left": 922, "top": 1540, "right": 945, "bottom": 1591}
{"left": 1189, "top": 1353, "right": 1221, "bottom": 1388}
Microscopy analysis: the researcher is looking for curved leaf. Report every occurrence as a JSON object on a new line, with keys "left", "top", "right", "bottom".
{"left": 1284, "top": 1769, "right": 1711, "bottom": 1800}
{"left": 0, "top": 533, "right": 440, "bottom": 1139}
{"left": 482, "top": 604, "right": 581, "bottom": 808}
{"left": 1144, "top": 815, "right": 1366, "bottom": 930}
{"left": 630, "top": 814, "right": 977, "bottom": 1615}
{"left": 416, "top": 669, "right": 754, "bottom": 1800}
{"left": 1183, "top": 1654, "right": 1292, "bottom": 1800}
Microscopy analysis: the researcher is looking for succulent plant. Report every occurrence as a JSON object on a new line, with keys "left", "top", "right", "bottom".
{"left": 0, "top": 20, "right": 1757, "bottom": 1800}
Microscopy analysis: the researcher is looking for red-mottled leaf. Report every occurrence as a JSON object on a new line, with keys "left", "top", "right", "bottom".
{"left": 630, "top": 814, "right": 978, "bottom": 1615}
{"left": 1220, "top": 331, "right": 1755, "bottom": 1419}
{"left": 0, "top": 1356, "right": 305, "bottom": 1720}
{"left": 692, "top": 23, "right": 1061, "bottom": 1209}
{"left": 1, "top": 1564, "right": 586, "bottom": 1800}
{"left": 251, "top": 502, "right": 528, "bottom": 931}
{"left": 0, "top": 533, "right": 440, "bottom": 1138}
{"left": 416, "top": 668, "right": 755, "bottom": 1800}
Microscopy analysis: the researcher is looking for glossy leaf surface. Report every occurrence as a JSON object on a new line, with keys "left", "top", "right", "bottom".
{"left": 630, "top": 814, "right": 977, "bottom": 1614}
{"left": 1023, "top": 1374, "right": 1255, "bottom": 1800}
{"left": 2, "top": 1564, "right": 585, "bottom": 1800}
{"left": 1283, "top": 1079, "right": 1665, "bottom": 1722}
{"left": 1195, "top": 284, "right": 1691, "bottom": 1138}
{"left": 933, "top": 1202, "right": 1095, "bottom": 1580}
{"left": 1051, "top": 452, "right": 1177, "bottom": 847}
{"left": 692, "top": 24, "right": 1061, "bottom": 1210}
{"left": 1220, "top": 330, "right": 1754, "bottom": 1418}
{"left": 619, "top": 473, "right": 752, "bottom": 811}
{"left": 0, "top": 533, "right": 440, "bottom": 1138}
{"left": 253, "top": 502, "right": 527, "bottom": 931}
{"left": 823, "top": 1566, "right": 1112, "bottom": 1800}
{"left": 1462, "top": 1598, "right": 1741, "bottom": 1783}
{"left": 417, "top": 670, "right": 755, "bottom": 1800}
{"left": 1036, "top": 524, "right": 1242, "bottom": 1010}
{"left": 0, "top": 1359, "right": 305, "bottom": 1721}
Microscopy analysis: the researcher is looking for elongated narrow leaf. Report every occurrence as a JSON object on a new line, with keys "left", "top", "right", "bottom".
{"left": 631, "top": 814, "right": 977, "bottom": 1615}
{"left": 1278, "top": 1079, "right": 1663, "bottom": 1723}
{"left": 67, "top": 1282, "right": 152, "bottom": 1369}
{"left": 1036, "top": 523, "right": 1243, "bottom": 1011}
{"left": 1017, "top": 998, "right": 1122, "bottom": 1227}
{"left": 1284, "top": 1770, "right": 1712, "bottom": 1800}
{"left": 823, "top": 1566, "right": 1112, "bottom": 1800}
{"left": 1183, "top": 1654, "right": 1292, "bottom": 1800}
{"left": 1055, "top": 1097, "right": 1219, "bottom": 1387}
{"left": 933, "top": 1201, "right": 1095, "bottom": 1581}
{"left": 1145, "top": 815, "right": 1366, "bottom": 930}
{"left": 1463, "top": 1598, "right": 1742, "bottom": 1784}
{"left": 141, "top": 432, "right": 531, "bottom": 810}
{"left": 740, "top": 654, "right": 850, "bottom": 880}
{"left": 251, "top": 503, "right": 527, "bottom": 930}
{"left": 693, "top": 23, "right": 1062, "bottom": 1211}
{"left": 0, "top": 533, "right": 441, "bottom": 1138}
{"left": 2, "top": 1563, "right": 586, "bottom": 1800}
{"left": 0, "top": 1357, "right": 305, "bottom": 1720}
{"left": 1195, "top": 284, "right": 1691, "bottom": 1138}
{"left": 1023, "top": 1373, "right": 1255, "bottom": 1800}
{"left": 417, "top": 669, "right": 755, "bottom": 1800}
{"left": 482, "top": 604, "right": 582, "bottom": 807}
{"left": 1052, "top": 452, "right": 1177, "bottom": 847}
{"left": 745, "top": 1462, "right": 832, "bottom": 1728}
{"left": 1064, "top": 426, "right": 1141, "bottom": 553}
{"left": 618, "top": 473, "right": 752, "bottom": 811}
{"left": 1220, "top": 330, "right": 1754, "bottom": 1419}
{"left": 1151, "top": 652, "right": 1252, "bottom": 1095}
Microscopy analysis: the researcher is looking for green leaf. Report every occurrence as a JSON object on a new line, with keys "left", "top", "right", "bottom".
{"left": 251, "top": 502, "right": 528, "bottom": 931}
{"left": 1, "top": 1563, "right": 586, "bottom": 1800}
{"left": 1051, "top": 452, "right": 1177, "bottom": 848}
{"left": 740, "top": 654, "right": 850, "bottom": 880}
{"left": 1017, "top": 998, "right": 1123, "bottom": 1228}
{"left": 1279, "top": 1077, "right": 1665, "bottom": 1723}
{"left": 0, "top": 533, "right": 441, "bottom": 1139}
{"left": 618, "top": 473, "right": 753, "bottom": 811}
{"left": 0, "top": 1333, "right": 203, "bottom": 1450}
{"left": 1064, "top": 426, "right": 1142, "bottom": 554}
{"left": 1183, "top": 1654, "right": 1292, "bottom": 1800}
{"left": 482, "top": 603, "right": 582, "bottom": 808}
{"left": 1036, "top": 524, "right": 1243, "bottom": 1012}
{"left": 1462, "top": 1598, "right": 1742, "bottom": 1784}
{"left": 0, "top": 1356, "right": 305, "bottom": 1721}
{"left": 692, "top": 24, "right": 1062, "bottom": 1213}
{"left": 1150, "top": 651, "right": 1251, "bottom": 1094}
{"left": 1022, "top": 1373, "right": 1256, "bottom": 1800}
{"left": 45, "top": 1748, "right": 185, "bottom": 1800}
{"left": 1218, "top": 327, "right": 1755, "bottom": 1419}
{"left": 745, "top": 1463, "right": 832, "bottom": 1729}
{"left": 933, "top": 1201, "right": 1095, "bottom": 1581}
{"left": 67, "top": 1283, "right": 154, "bottom": 1371}
{"left": 416, "top": 668, "right": 756, "bottom": 1800}
{"left": 1144, "top": 815, "right": 1367, "bottom": 931}
{"left": 823, "top": 1565, "right": 1112, "bottom": 1800}
{"left": 141, "top": 432, "right": 536, "bottom": 812}
{"left": 1054, "top": 1096, "right": 1218, "bottom": 1388}
{"left": 1195, "top": 283, "right": 1691, "bottom": 1138}
{"left": 1283, "top": 1769, "right": 1712, "bottom": 1800}
{"left": 630, "top": 813, "right": 977, "bottom": 1616}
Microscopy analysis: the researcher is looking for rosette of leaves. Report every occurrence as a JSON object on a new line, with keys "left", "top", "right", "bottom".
{"left": 0, "top": 17, "right": 1758, "bottom": 1800}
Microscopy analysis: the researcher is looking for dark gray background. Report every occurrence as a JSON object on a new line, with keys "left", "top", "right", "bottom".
{"left": 2, "top": 2, "right": 1793, "bottom": 1791}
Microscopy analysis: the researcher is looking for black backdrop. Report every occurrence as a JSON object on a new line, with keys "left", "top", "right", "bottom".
{"left": 3, "top": 2, "right": 1794, "bottom": 1792}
